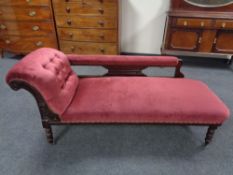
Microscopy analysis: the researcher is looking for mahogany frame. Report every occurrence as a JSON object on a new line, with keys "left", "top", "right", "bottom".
{"left": 8, "top": 60, "right": 219, "bottom": 145}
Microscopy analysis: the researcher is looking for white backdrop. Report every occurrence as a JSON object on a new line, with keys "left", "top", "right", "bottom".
{"left": 120, "top": 0, "right": 170, "bottom": 54}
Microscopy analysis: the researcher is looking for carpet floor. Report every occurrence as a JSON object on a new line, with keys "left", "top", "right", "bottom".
{"left": 0, "top": 55, "right": 233, "bottom": 175}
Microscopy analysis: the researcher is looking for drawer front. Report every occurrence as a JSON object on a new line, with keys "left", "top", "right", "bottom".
{"left": 53, "top": 0, "right": 117, "bottom": 4}
{"left": 53, "top": 2, "right": 117, "bottom": 16}
{"left": 0, "top": 21, "right": 54, "bottom": 36}
{"left": 175, "top": 18, "right": 213, "bottom": 28}
{"left": 0, "top": 0, "right": 50, "bottom": 6}
{"left": 57, "top": 28, "right": 117, "bottom": 42}
{"left": 0, "top": 36, "right": 57, "bottom": 53}
{"left": 60, "top": 41, "right": 118, "bottom": 54}
{"left": 215, "top": 20, "right": 233, "bottom": 29}
{"left": 0, "top": 6, "right": 51, "bottom": 21}
{"left": 56, "top": 15, "right": 117, "bottom": 29}
{"left": 82, "top": 0, "right": 118, "bottom": 4}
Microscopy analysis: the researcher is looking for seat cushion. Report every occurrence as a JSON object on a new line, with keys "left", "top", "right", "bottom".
{"left": 62, "top": 77, "right": 230, "bottom": 124}
{"left": 6, "top": 48, "right": 79, "bottom": 116}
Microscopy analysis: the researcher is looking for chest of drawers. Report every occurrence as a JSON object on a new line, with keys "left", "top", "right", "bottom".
{"left": 52, "top": 0, "right": 119, "bottom": 55}
{"left": 0, "top": 0, "right": 58, "bottom": 58}
{"left": 0, "top": 0, "right": 120, "bottom": 57}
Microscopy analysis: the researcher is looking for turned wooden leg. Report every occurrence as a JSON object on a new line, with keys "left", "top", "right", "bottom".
{"left": 205, "top": 125, "right": 218, "bottom": 145}
{"left": 44, "top": 124, "right": 54, "bottom": 144}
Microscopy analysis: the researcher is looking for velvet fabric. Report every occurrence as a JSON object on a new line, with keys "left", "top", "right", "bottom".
{"left": 67, "top": 55, "right": 179, "bottom": 67}
{"left": 6, "top": 48, "right": 79, "bottom": 116}
{"left": 62, "top": 77, "right": 230, "bottom": 124}
{"left": 6, "top": 48, "right": 230, "bottom": 125}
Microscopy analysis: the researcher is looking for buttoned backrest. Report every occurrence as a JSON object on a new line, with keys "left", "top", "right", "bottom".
{"left": 6, "top": 48, "right": 79, "bottom": 116}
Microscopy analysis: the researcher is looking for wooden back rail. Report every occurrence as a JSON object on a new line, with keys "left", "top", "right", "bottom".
{"left": 68, "top": 57, "right": 185, "bottom": 78}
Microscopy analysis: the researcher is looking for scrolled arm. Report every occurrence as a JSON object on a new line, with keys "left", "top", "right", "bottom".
{"left": 8, "top": 80, "right": 60, "bottom": 122}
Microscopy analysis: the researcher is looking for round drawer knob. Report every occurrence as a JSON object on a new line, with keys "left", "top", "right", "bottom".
{"left": 99, "top": 34, "right": 105, "bottom": 40}
{"left": 29, "top": 11, "right": 36, "bottom": 17}
{"left": 26, "top": 0, "right": 31, "bottom": 3}
{"left": 0, "top": 24, "right": 6, "bottom": 30}
{"left": 183, "top": 21, "right": 188, "bottom": 26}
{"left": 98, "top": 21, "right": 105, "bottom": 27}
{"left": 100, "top": 48, "right": 105, "bottom": 53}
{"left": 71, "top": 46, "right": 75, "bottom": 52}
{"left": 32, "top": 26, "right": 40, "bottom": 31}
{"left": 36, "top": 41, "right": 43, "bottom": 47}
{"left": 69, "top": 33, "right": 74, "bottom": 38}
{"left": 5, "top": 40, "right": 11, "bottom": 44}
{"left": 201, "top": 22, "right": 205, "bottom": 27}
{"left": 67, "top": 20, "right": 72, "bottom": 26}
{"left": 98, "top": 8, "right": 104, "bottom": 14}
{"left": 66, "top": 7, "right": 71, "bottom": 13}
{"left": 222, "top": 22, "right": 226, "bottom": 28}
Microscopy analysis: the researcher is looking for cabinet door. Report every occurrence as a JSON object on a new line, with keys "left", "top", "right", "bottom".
{"left": 214, "top": 31, "right": 233, "bottom": 53}
{"left": 168, "top": 29, "right": 201, "bottom": 51}
{"left": 198, "top": 30, "right": 216, "bottom": 52}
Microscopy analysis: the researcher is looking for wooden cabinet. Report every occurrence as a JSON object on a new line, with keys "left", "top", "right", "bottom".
{"left": 162, "top": 0, "right": 233, "bottom": 61}
{"left": 0, "top": 0, "right": 119, "bottom": 58}
{"left": 0, "top": 0, "right": 58, "bottom": 58}
{"left": 52, "top": 0, "right": 119, "bottom": 55}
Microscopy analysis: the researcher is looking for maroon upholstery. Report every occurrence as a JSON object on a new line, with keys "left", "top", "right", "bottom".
{"left": 62, "top": 77, "right": 230, "bottom": 124}
{"left": 67, "top": 54, "right": 179, "bottom": 67}
{"left": 6, "top": 48, "right": 79, "bottom": 116}
{"left": 6, "top": 48, "right": 230, "bottom": 126}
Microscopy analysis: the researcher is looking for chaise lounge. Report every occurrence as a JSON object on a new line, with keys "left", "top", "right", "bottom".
{"left": 6, "top": 48, "right": 230, "bottom": 145}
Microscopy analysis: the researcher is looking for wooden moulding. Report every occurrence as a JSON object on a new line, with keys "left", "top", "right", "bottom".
{"left": 103, "top": 60, "right": 184, "bottom": 78}
{"left": 104, "top": 65, "right": 147, "bottom": 76}
{"left": 75, "top": 61, "right": 185, "bottom": 78}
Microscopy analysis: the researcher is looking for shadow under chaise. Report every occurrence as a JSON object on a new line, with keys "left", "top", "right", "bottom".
{"left": 6, "top": 48, "right": 230, "bottom": 145}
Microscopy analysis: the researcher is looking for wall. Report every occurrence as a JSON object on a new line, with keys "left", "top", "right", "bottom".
{"left": 120, "top": 0, "right": 170, "bottom": 54}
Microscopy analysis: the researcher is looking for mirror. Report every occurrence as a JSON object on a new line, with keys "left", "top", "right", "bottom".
{"left": 184, "top": 0, "right": 233, "bottom": 8}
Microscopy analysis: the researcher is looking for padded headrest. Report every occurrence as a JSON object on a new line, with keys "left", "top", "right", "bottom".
{"left": 6, "top": 48, "right": 79, "bottom": 115}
